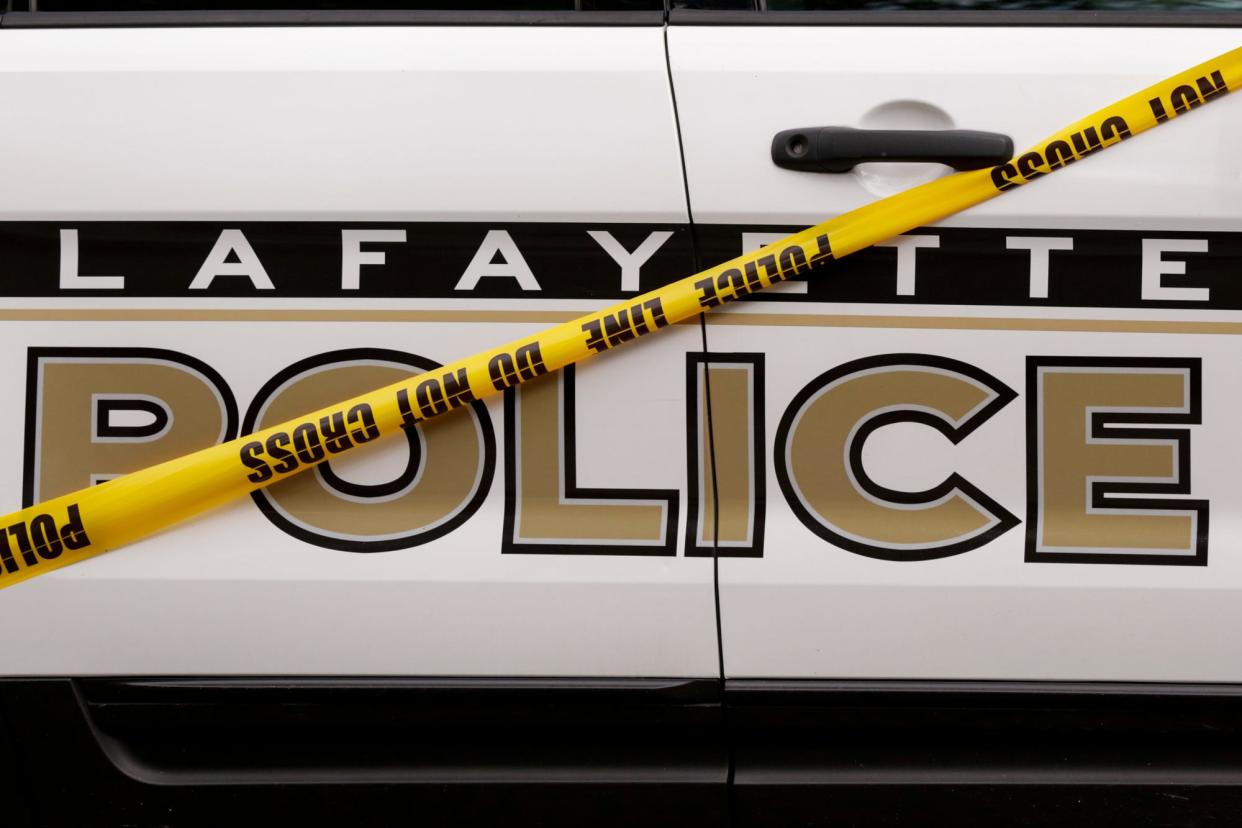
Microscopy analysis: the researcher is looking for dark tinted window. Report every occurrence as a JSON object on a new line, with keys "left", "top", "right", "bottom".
{"left": 763, "top": 0, "right": 1239, "bottom": 7}
{"left": 674, "top": 0, "right": 1242, "bottom": 9}
{"left": 15, "top": 1, "right": 662, "bottom": 11}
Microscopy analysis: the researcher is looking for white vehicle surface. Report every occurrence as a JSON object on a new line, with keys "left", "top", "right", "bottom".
{"left": 0, "top": 2, "right": 1239, "bottom": 826}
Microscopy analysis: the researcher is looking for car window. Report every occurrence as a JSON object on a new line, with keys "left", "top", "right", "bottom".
{"left": 763, "top": 0, "right": 1240, "bottom": 9}
{"left": 8, "top": 1, "right": 662, "bottom": 13}
{"left": 675, "top": 0, "right": 1242, "bottom": 9}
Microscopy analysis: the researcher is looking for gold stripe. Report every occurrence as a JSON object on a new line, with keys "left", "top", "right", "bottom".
{"left": 2, "top": 307, "right": 1240, "bottom": 335}
{"left": 711, "top": 313, "right": 1242, "bottom": 335}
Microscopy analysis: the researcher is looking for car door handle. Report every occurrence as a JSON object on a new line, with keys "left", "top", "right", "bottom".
{"left": 771, "top": 126, "right": 1014, "bottom": 174}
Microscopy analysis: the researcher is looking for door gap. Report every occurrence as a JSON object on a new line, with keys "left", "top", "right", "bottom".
{"left": 663, "top": 20, "right": 736, "bottom": 822}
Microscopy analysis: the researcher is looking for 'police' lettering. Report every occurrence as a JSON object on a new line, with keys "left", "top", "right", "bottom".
{"left": 697, "top": 238, "right": 829, "bottom": 309}
{"left": 778, "top": 245, "right": 808, "bottom": 276}
{"left": 808, "top": 234, "right": 833, "bottom": 267}
{"left": 0, "top": 504, "right": 93, "bottom": 577}
{"left": 755, "top": 253, "right": 783, "bottom": 284}
{"left": 29, "top": 514, "right": 62, "bottom": 561}
{"left": 695, "top": 277, "right": 720, "bottom": 309}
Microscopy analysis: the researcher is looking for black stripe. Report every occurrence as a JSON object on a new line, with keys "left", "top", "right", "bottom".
{"left": 696, "top": 224, "right": 1236, "bottom": 311}
{"left": 0, "top": 222, "right": 695, "bottom": 300}
{"left": 9, "top": 222, "right": 1242, "bottom": 311}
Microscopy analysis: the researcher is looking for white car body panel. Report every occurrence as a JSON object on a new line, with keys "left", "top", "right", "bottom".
{"left": 671, "top": 27, "right": 1242, "bottom": 231}
{"left": 0, "top": 27, "right": 688, "bottom": 222}
{"left": 669, "top": 25, "right": 1242, "bottom": 681}
{"left": 0, "top": 26, "right": 718, "bottom": 677}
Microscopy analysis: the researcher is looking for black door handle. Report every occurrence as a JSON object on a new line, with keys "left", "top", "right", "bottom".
{"left": 772, "top": 126, "right": 1014, "bottom": 174}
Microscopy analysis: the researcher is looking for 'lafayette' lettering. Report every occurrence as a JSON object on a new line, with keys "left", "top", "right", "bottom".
{"left": 33, "top": 226, "right": 842, "bottom": 302}
{"left": 240, "top": 403, "right": 379, "bottom": 483}
{"left": 19, "top": 220, "right": 1240, "bottom": 309}
{"left": 41, "top": 226, "right": 682, "bottom": 295}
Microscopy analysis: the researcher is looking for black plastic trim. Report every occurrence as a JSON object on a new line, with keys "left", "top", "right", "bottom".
{"left": 8, "top": 677, "right": 1242, "bottom": 825}
{"left": 0, "top": 695, "right": 33, "bottom": 828}
{"left": 670, "top": 7, "right": 1242, "bottom": 26}
{"left": 726, "top": 679, "right": 1242, "bottom": 827}
{"left": 74, "top": 676, "right": 723, "bottom": 786}
{"left": 0, "top": 9, "right": 666, "bottom": 27}
{"left": 772, "top": 126, "right": 1013, "bottom": 173}
{"left": 0, "top": 677, "right": 728, "bottom": 826}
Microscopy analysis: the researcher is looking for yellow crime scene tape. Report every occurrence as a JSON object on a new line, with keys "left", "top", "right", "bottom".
{"left": 1, "top": 46, "right": 1239, "bottom": 590}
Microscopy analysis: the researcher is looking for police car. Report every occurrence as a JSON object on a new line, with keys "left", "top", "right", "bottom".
{"left": 1, "top": 1, "right": 1240, "bottom": 825}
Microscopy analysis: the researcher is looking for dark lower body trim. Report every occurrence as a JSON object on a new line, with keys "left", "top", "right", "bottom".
{"left": 4, "top": 677, "right": 1242, "bottom": 826}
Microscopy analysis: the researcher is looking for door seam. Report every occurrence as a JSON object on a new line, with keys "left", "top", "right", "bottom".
{"left": 661, "top": 16, "right": 724, "bottom": 689}
{"left": 662, "top": 18, "right": 737, "bottom": 821}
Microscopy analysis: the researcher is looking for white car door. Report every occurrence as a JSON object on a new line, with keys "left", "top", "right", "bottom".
{"left": 670, "top": 14, "right": 1242, "bottom": 683}
{"left": 0, "top": 10, "right": 718, "bottom": 682}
